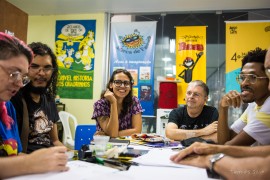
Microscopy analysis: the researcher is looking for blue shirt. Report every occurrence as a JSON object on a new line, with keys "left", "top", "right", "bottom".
{"left": 0, "top": 101, "right": 22, "bottom": 156}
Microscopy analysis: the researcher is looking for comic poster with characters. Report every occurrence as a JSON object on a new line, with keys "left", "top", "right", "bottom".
{"left": 175, "top": 26, "right": 207, "bottom": 105}
{"left": 110, "top": 22, "right": 157, "bottom": 116}
{"left": 55, "top": 20, "right": 96, "bottom": 99}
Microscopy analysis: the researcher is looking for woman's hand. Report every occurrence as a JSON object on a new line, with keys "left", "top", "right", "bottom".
{"left": 104, "top": 89, "right": 117, "bottom": 104}
{"left": 94, "top": 131, "right": 107, "bottom": 136}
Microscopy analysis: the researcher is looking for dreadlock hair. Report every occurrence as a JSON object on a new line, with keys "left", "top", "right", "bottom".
{"left": 241, "top": 47, "right": 267, "bottom": 72}
{"left": 28, "top": 42, "right": 58, "bottom": 100}
{"left": 101, "top": 69, "right": 134, "bottom": 116}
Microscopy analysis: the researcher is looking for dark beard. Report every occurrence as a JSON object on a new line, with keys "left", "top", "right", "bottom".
{"left": 24, "top": 83, "right": 47, "bottom": 95}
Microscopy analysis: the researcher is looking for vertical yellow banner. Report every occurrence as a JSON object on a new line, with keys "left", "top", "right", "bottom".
{"left": 175, "top": 26, "right": 207, "bottom": 104}
{"left": 226, "top": 21, "right": 270, "bottom": 93}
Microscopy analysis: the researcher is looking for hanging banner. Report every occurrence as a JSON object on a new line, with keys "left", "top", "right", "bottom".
{"left": 226, "top": 21, "right": 270, "bottom": 93}
{"left": 55, "top": 20, "right": 96, "bottom": 99}
{"left": 175, "top": 26, "right": 207, "bottom": 104}
{"left": 110, "top": 22, "right": 157, "bottom": 116}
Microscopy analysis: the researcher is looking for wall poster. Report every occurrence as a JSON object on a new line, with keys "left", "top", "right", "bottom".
{"left": 175, "top": 26, "right": 207, "bottom": 105}
{"left": 55, "top": 20, "right": 96, "bottom": 99}
{"left": 226, "top": 21, "right": 270, "bottom": 93}
{"left": 110, "top": 22, "right": 157, "bottom": 116}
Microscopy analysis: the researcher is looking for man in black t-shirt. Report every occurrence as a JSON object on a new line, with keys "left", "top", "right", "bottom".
{"left": 165, "top": 80, "right": 218, "bottom": 142}
{"left": 11, "top": 42, "right": 65, "bottom": 153}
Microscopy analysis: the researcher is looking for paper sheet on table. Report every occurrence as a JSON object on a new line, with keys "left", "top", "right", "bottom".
{"left": 118, "top": 165, "right": 210, "bottom": 180}
{"left": 6, "top": 161, "right": 129, "bottom": 180}
{"left": 132, "top": 148, "right": 197, "bottom": 168}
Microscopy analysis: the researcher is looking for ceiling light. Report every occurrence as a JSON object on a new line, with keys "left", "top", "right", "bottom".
{"left": 162, "top": 57, "right": 171, "bottom": 62}
{"left": 164, "top": 67, "right": 172, "bottom": 70}
{"left": 170, "top": 39, "right": 175, "bottom": 53}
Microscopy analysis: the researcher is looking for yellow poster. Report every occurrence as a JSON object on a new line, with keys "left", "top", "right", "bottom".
{"left": 226, "top": 21, "right": 270, "bottom": 92}
{"left": 175, "top": 26, "right": 207, "bottom": 104}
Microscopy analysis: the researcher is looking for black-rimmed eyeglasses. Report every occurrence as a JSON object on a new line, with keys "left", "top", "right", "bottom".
{"left": 113, "top": 80, "right": 132, "bottom": 87}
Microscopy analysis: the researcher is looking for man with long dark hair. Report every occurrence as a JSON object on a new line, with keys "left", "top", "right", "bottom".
{"left": 11, "top": 42, "right": 65, "bottom": 153}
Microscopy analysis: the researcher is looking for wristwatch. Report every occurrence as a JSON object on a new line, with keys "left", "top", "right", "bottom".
{"left": 209, "top": 153, "right": 225, "bottom": 173}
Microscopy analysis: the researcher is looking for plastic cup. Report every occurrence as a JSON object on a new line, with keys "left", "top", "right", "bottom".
{"left": 93, "top": 136, "right": 110, "bottom": 156}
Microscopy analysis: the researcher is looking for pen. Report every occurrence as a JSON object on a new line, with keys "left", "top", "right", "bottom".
{"left": 103, "top": 159, "right": 123, "bottom": 166}
{"left": 117, "top": 159, "right": 139, "bottom": 166}
{"left": 95, "top": 157, "right": 104, "bottom": 165}
{"left": 171, "top": 147, "right": 186, "bottom": 151}
{"left": 117, "top": 156, "right": 133, "bottom": 160}
{"left": 131, "top": 162, "right": 139, "bottom": 166}
{"left": 104, "top": 158, "right": 139, "bottom": 166}
{"left": 123, "top": 161, "right": 139, "bottom": 166}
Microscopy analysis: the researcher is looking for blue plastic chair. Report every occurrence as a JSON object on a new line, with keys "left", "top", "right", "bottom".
{"left": 74, "top": 125, "right": 96, "bottom": 150}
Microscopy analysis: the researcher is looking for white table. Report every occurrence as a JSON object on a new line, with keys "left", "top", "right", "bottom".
{"left": 6, "top": 145, "right": 211, "bottom": 180}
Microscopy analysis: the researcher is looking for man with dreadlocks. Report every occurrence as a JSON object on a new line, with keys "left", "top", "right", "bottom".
{"left": 11, "top": 42, "right": 65, "bottom": 153}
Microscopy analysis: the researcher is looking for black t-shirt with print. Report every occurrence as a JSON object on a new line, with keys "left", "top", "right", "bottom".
{"left": 168, "top": 105, "right": 219, "bottom": 129}
{"left": 11, "top": 93, "right": 59, "bottom": 153}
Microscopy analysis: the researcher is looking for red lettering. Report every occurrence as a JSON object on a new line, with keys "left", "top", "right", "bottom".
{"left": 178, "top": 42, "right": 204, "bottom": 51}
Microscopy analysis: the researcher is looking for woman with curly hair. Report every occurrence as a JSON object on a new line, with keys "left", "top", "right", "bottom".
{"left": 92, "top": 69, "right": 143, "bottom": 137}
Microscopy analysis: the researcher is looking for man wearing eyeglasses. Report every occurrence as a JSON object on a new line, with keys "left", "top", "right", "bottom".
{"left": 11, "top": 42, "right": 65, "bottom": 153}
{"left": 166, "top": 80, "right": 219, "bottom": 142}
{"left": 218, "top": 47, "right": 270, "bottom": 146}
